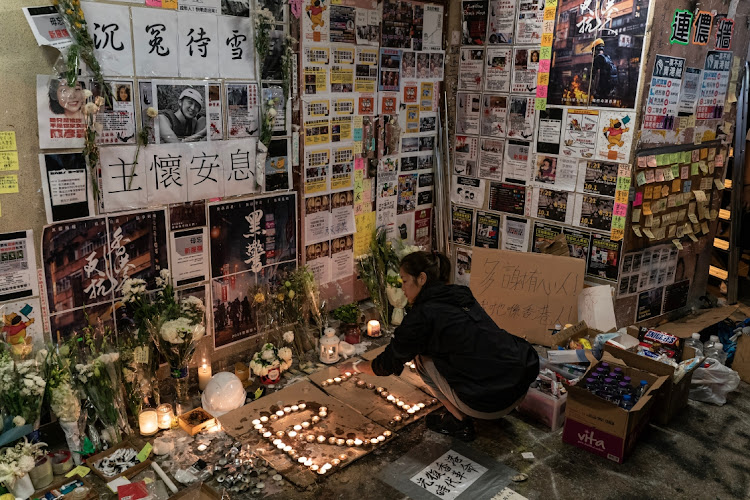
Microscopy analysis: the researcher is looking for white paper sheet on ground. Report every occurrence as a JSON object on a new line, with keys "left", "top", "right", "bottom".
{"left": 578, "top": 285, "right": 617, "bottom": 332}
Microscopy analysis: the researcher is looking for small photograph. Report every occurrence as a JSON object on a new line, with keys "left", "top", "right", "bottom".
{"left": 262, "top": 30, "right": 286, "bottom": 80}
{"left": 305, "top": 194, "right": 331, "bottom": 214}
{"left": 156, "top": 83, "right": 208, "bottom": 143}
{"left": 332, "top": 190, "right": 354, "bottom": 208}
{"left": 417, "top": 53, "right": 430, "bottom": 79}
{"left": 418, "top": 136, "right": 435, "bottom": 152}
{"left": 223, "top": 0, "right": 251, "bottom": 16}
{"left": 535, "top": 156, "right": 557, "bottom": 184}
{"left": 115, "top": 83, "right": 132, "bottom": 103}
{"left": 430, "top": 53, "right": 444, "bottom": 79}
{"left": 401, "top": 51, "right": 416, "bottom": 79}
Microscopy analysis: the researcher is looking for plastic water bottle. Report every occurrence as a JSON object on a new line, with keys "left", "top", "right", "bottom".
{"left": 637, "top": 380, "right": 649, "bottom": 398}
{"left": 703, "top": 335, "right": 719, "bottom": 356}
{"left": 685, "top": 333, "right": 704, "bottom": 357}
{"left": 705, "top": 342, "right": 726, "bottom": 365}
{"left": 613, "top": 367, "right": 624, "bottom": 380}
{"left": 620, "top": 394, "right": 634, "bottom": 411}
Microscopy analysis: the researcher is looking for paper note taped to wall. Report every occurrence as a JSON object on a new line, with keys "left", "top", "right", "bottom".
{"left": 469, "top": 248, "right": 584, "bottom": 346}
{"left": 0, "top": 175, "right": 19, "bottom": 193}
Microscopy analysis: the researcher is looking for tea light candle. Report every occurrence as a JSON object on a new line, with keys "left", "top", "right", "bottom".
{"left": 377, "top": 435, "right": 385, "bottom": 442}
{"left": 288, "top": 431, "right": 297, "bottom": 438}
{"left": 311, "top": 416, "right": 320, "bottom": 423}
{"left": 344, "top": 372, "right": 352, "bottom": 377}
{"left": 293, "top": 425, "right": 302, "bottom": 431}
{"left": 304, "top": 459, "right": 313, "bottom": 467}
{"left": 339, "top": 454, "right": 348, "bottom": 461}
{"left": 334, "top": 377, "right": 342, "bottom": 384}
{"left": 157, "top": 404, "right": 174, "bottom": 430}
{"left": 306, "top": 435, "right": 316, "bottom": 442}
{"left": 328, "top": 437, "right": 337, "bottom": 445}
{"left": 317, "top": 435, "right": 326, "bottom": 443}
{"left": 196, "top": 444, "right": 208, "bottom": 452}
{"left": 326, "top": 378, "right": 334, "bottom": 384}
{"left": 291, "top": 405, "right": 299, "bottom": 411}
{"left": 367, "top": 320, "right": 381, "bottom": 337}
{"left": 298, "top": 403, "right": 307, "bottom": 410}
{"left": 383, "top": 431, "right": 392, "bottom": 437}
{"left": 139, "top": 409, "right": 158, "bottom": 436}
{"left": 346, "top": 439, "right": 354, "bottom": 446}
{"left": 263, "top": 432, "right": 272, "bottom": 438}
{"left": 387, "top": 395, "right": 396, "bottom": 402}
{"left": 284, "top": 406, "right": 292, "bottom": 413}
{"left": 301, "top": 422, "right": 310, "bottom": 428}
{"left": 283, "top": 445, "right": 292, "bottom": 452}
{"left": 275, "top": 410, "right": 285, "bottom": 417}
{"left": 310, "top": 465, "right": 319, "bottom": 472}
{"left": 336, "top": 438, "right": 345, "bottom": 446}
{"left": 370, "top": 438, "right": 378, "bottom": 445}
{"left": 198, "top": 362, "right": 212, "bottom": 391}
{"left": 260, "top": 416, "right": 269, "bottom": 423}
{"left": 331, "top": 459, "right": 341, "bottom": 466}
{"left": 354, "top": 438, "right": 363, "bottom": 446}
{"left": 252, "top": 419, "right": 261, "bottom": 425}
{"left": 273, "top": 439, "right": 282, "bottom": 446}
{"left": 298, "top": 457, "right": 307, "bottom": 464}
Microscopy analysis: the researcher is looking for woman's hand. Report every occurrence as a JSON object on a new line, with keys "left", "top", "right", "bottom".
{"left": 338, "top": 360, "right": 375, "bottom": 376}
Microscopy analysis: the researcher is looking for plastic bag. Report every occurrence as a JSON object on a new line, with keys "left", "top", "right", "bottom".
{"left": 688, "top": 359, "right": 741, "bottom": 405}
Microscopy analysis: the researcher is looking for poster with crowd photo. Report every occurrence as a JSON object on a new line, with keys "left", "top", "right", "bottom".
{"left": 532, "top": 188, "right": 573, "bottom": 225}
{"left": 587, "top": 234, "right": 620, "bottom": 282}
{"left": 379, "top": 49, "right": 402, "bottom": 92}
{"left": 574, "top": 194, "right": 613, "bottom": 232}
{"left": 211, "top": 270, "right": 258, "bottom": 349}
{"left": 474, "top": 211, "right": 501, "bottom": 248}
{"left": 451, "top": 205, "right": 474, "bottom": 245}
{"left": 382, "top": 0, "right": 413, "bottom": 48}
{"left": 485, "top": 47, "right": 512, "bottom": 92}
{"left": 548, "top": 0, "right": 650, "bottom": 109}
{"left": 531, "top": 222, "right": 590, "bottom": 262}
{"left": 208, "top": 193, "right": 297, "bottom": 279}
{"left": 488, "top": 0, "right": 515, "bottom": 44}
{"left": 264, "top": 139, "right": 292, "bottom": 192}
{"left": 356, "top": 7, "right": 381, "bottom": 46}
{"left": 578, "top": 161, "right": 617, "bottom": 197}
{"left": 462, "top": 0, "right": 488, "bottom": 45}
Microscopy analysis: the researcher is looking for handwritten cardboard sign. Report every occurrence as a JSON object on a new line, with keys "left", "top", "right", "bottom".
{"left": 469, "top": 248, "right": 584, "bottom": 346}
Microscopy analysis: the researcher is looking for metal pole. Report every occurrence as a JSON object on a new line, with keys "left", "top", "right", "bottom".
{"left": 727, "top": 62, "right": 749, "bottom": 304}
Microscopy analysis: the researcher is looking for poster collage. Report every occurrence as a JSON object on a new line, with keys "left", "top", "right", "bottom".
{"left": 9, "top": 1, "right": 302, "bottom": 350}
{"left": 300, "top": 0, "right": 443, "bottom": 285}
{"left": 452, "top": 0, "right": 650, "bottom": 286}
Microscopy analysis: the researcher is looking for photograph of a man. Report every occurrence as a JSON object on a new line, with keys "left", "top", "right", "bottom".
{"left": 157, "top": 86, "right": 207, "bottom": 143}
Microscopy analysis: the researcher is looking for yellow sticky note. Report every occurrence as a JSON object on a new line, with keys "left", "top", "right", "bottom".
{"left": 253, "top": 387, "right": 263, "bottom": 400}
{"left": 0, "top": 152, "right": 19, "bottom": 171}
{"left": 0, "top": 175, "right": 18, "bottom": 193}
{"left": 66, "top": 466, "right": 90, "bottom": 478}
{"left": 0, "top": 131, "right": 16, "bottom": 151}
{"left": 161, "top": 0, "right": 177, "bottom": 8}
{"left": 137, "top": 443, "right": 152, "bottom": 462}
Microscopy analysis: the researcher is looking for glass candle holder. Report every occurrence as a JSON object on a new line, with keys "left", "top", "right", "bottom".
{"left": 157, "top": 403, "right": 175, "bottom": 430}
{"left": 139, "top": 408, "right": 159, "bottom": 436}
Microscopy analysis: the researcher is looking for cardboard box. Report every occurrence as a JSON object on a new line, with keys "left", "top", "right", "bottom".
{"left": 178, "top": 408, "right": 216, "bottom": 436}
{"left": 610, "top": 327, "right": 699, "bottom": 425}
{"left": 732, "top": 334, "right": 750, "bottom": 384}
{"left": 86, "top": 437, "right": 152, "bottom": 482}
{"left": 562, "top": 357, "right": 668, "bottom": 463}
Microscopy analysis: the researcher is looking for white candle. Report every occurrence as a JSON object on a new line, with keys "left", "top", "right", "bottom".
{"left": 157, "top": 404, "right": 174, "bottom": 430}
{"left": 198, "top": 363, "right": 212, "bottom": 391}
{"left": 139, "top": 409, "right": 158, "bottom": 436}
{"left": 367, "top": 320, "right": 381, "bottom": 337}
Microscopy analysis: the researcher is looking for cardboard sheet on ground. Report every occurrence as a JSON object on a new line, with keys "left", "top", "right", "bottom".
{"left": 655, "top": 304, "right": 739, "bottom": 338}
{"left": 219, "top": 380, "right": 388, "bottom": 487}
{"left": 360, "top": 345, "right": 432, "bottom": 393}
{"left": 309, "top": 364, "right": 437, "bottom": 430}
{"left": 469, "top": 248, "right": 584, "bottom": 346}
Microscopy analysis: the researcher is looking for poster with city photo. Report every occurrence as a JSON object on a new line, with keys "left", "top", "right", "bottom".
{"left": 547, "top": 0, "right": 650, "bottom": 108}
{"left": 207, "top": 193, "right": 297, "bottom": 278}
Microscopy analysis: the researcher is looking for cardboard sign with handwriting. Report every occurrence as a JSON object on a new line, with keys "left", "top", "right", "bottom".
{"left": 469, "top": 248, "right": 585, "bottom": 346}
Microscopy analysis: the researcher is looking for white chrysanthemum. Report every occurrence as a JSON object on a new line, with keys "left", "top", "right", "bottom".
{"left": 267, "top": 108, "right": 277, "bottom": 118}
{"left": 283, "top": 331, "right": 294, "bottom": 343}
{"left": 50, "top": 382, "right": 81, "bottom": 422}
{"left": 280, "top": 359, "right": 291, "bottom": 372}
{"left": 146, "top": 107, "right": 158, "bottom": 118}
{"left": 278, "top": 347, "right": 292, "bottom": 362}
{"left": 261, "top": 349, "right": 276, "bottom": 361}
{"left": 17, "top": 455, "right": 34, "bottom": 473}
{"left": 83, "top": 102, "right": 99, "bottom": 115}
{"left": 13, "top": 416, "right": 26, "bottom": 427}
{"left": 83, "top": 89, "right": 93, "bottom": 99}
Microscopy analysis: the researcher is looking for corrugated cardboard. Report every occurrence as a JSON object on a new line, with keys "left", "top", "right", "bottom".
{"left": 610, "top": 327, "right": 699, "bottom": 425}
{"left": 732, "top": 334, "right": 750, "bottom": 383}
{"left": 562, "top": 356, "right": 668, "bottom": 463}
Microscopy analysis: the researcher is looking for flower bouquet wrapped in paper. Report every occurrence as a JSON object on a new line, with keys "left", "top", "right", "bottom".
{"left": 43, "top": 348, "right": 82, "bottom": 463}
{"left": 357, "top": 228, "right": 400, "bottom": 333}
{"left": 0, "top": 438, "right": 47, "bottom": 499}
{"left": 0, "top": 343, "right": 46, "bottom": 444}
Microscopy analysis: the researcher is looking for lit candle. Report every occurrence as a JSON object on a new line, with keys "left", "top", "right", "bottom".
{"left": 198, "top": 362, "right": 212, "bottom": 391}
{"left": 139, "top": 409, "right": 158, "bottom": 436}
{"left": 291, "top": 405, "right": 299, "bottom": 412}
{"left": 235, "top": 362, "right": 249, "bottom": 381}
{"left": 336, "top": 438, "right": 345, "bottom": 446}
{"left": 328, "top": 437, "right": 337, "bottom": 444}
{"left": 367, "top": 320, "right": 381, "bottom": 337}
{"left": 346, "top": 439, "right": 354, "bottom": 446}
{"left": 383, "top": 431, "right": 392, "bottom": 437}
{"left": 377, "top": 435, "right": 385, "bottom": 442}
{"left": 196, "top": 444, "right": 208, "bottom": 452}
{"left": 157, "top": 404, "right": 174, "bottom": 430}
{"left": 334, "top": 377, "right": 342, "bottom": 384}
{"left": 310, "top": 465, "right": 319, "bottom": 472}
{"left": 344, "top": 372, "right": 352, "bottom": 377}
{"left": 304, "top": 459, "right": 313, "bottom": 467}
{"left": 299, "top": 403, "right": 307, "bottom": 410}
{"left": 276, "top": 410, "right": 285, "bottom": 417}
{"left": 263, "top": 432, "right": 272, "bottom": 438}
{"left": 252, "top": 419, "right": 261, "bottom": 426}
{"left": 283, "top": 445, "right": 292, "bottom": 452}
{"left": 387, "top": 395, "right": 396, "bottom": 402}
{"left": 254, "top": 424, "right": 263, "bottom": 430}
{"left": 306, "top": 435, "right": 316, "bottom": 443}
{"left": 298, "top": 457, "right": 307, "bottom": 464}
{"left": 331, "top": 459, "right": 341, "bottom": 466}
{"left": 311, "top": 416, "right": 320, "bottom": 423}
{"left": 301, "top": 422, "right": 310, "bottom": 428}
{"left": 288, "top": 431, "right": 297, "bottom": 438}
{"left": 339, "top": 454, "right": 348, "bottom": 461}
{"left": 370, "top": 438, "right": 378, "bottom": 445}
{"left": 354, "top": 438, "right": 363, "bottom": 446}
{"left": 293, "top": 425, "right": 302, "bottom": 431}
{"left": 317, "top": 435, "right": 326, "bottom": 443}
{"left": 284, "top": 406, "right": 292, "bottom": 413}
{"left": 260, "top": 416, "right": 269, "bottom": 423}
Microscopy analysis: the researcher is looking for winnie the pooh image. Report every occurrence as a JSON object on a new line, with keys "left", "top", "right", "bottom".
{"left": 306, "top": 0, "right": 327, "bottom": 31}
{"left": 602, "top": 118, "right": 629, "bottom": 149}
{"left": 2, "top": 310, "right": 35, "bottom": 356}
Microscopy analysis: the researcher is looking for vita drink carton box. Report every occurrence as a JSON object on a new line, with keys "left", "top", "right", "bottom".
{"left": 562, "top": 355, "right": 668, "bottom": 464}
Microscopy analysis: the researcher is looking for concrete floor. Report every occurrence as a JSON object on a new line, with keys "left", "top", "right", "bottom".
{"left": 260, "top": 380, "right": 750, "bottom": 500}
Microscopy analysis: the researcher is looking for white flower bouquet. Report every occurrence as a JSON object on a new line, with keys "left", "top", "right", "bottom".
{"left": 0, "top": 343, "right": 46, "bottom": 431}
{"left": 43, "top": 348, "right": 82, "bottom": 461}
{"left": 0, "top": 438, "right": 47, "bottom": 489}
{"left": 249, "top": 343, "right": 292, "bottom": 383}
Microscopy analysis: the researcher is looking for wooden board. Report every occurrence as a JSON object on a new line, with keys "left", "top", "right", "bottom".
{"left": 359, "top": 345, "right": 433, "bottom": 393}
{"left": 308, "top": 364, "right": 439, "bottom": 431}
{"left": 219, "top": 380, "right": 390, "bottom": 488}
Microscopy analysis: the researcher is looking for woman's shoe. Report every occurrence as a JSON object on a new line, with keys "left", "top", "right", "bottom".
{"left": 425, "top": 411, "right": 476, "bottom": 442}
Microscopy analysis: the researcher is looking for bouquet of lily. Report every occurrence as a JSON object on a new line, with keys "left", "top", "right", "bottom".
{"left": 0, "top": 343, "right": 46, "bottom": 430}
{"left": 68, "top": 318, "right": 131, "bottom": 446}
{"left": 249, "top": 343, "right": 292, "bottom": 380}
{"left": 43, "top": 348, "right": 82, "bottom": 462}
{"left": 0, "top": 438, "right": 47, "bottom": 488}
{"left": 122, "top": 269, "right": 205, "bottom": 379}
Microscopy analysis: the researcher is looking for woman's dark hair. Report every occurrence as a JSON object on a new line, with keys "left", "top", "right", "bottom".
{"left": 400, "top": 251, "right": 451, "bottom": 285}
{"left": 48, "top": 79, "right": 85, "bottom": 115}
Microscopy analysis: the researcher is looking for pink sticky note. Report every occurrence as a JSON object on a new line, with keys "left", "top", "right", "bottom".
{"left": 633, "top": 192, "right": 643, "bottom": 206}
{"left": 538, "top": 60, "right": 551, "bottom": 72}
{"left": 355, "top": 158, "right": 365, "bottom": 170}
{"left": 536, "top": 85, "right": 548, "bottom": 98}
{"left": 613, "top": 203, "right": 628, "bottom": 217}
{"left": 146, "top": 0, "right": 162, "bottom": 5}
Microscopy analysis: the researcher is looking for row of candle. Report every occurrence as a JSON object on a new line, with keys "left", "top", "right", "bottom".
{"left": 348, "top": 377, "right": 439, "bottom": 426}
{"left": 252, "top": 402, "right": 392, "bottom": 475}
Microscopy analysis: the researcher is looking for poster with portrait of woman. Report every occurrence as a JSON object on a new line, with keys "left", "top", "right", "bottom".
{"left": 91, "top": 79, "right": 137, "bottom": 145}
{"left": 36, "top": 75, "right": 86, "bottom": 149}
